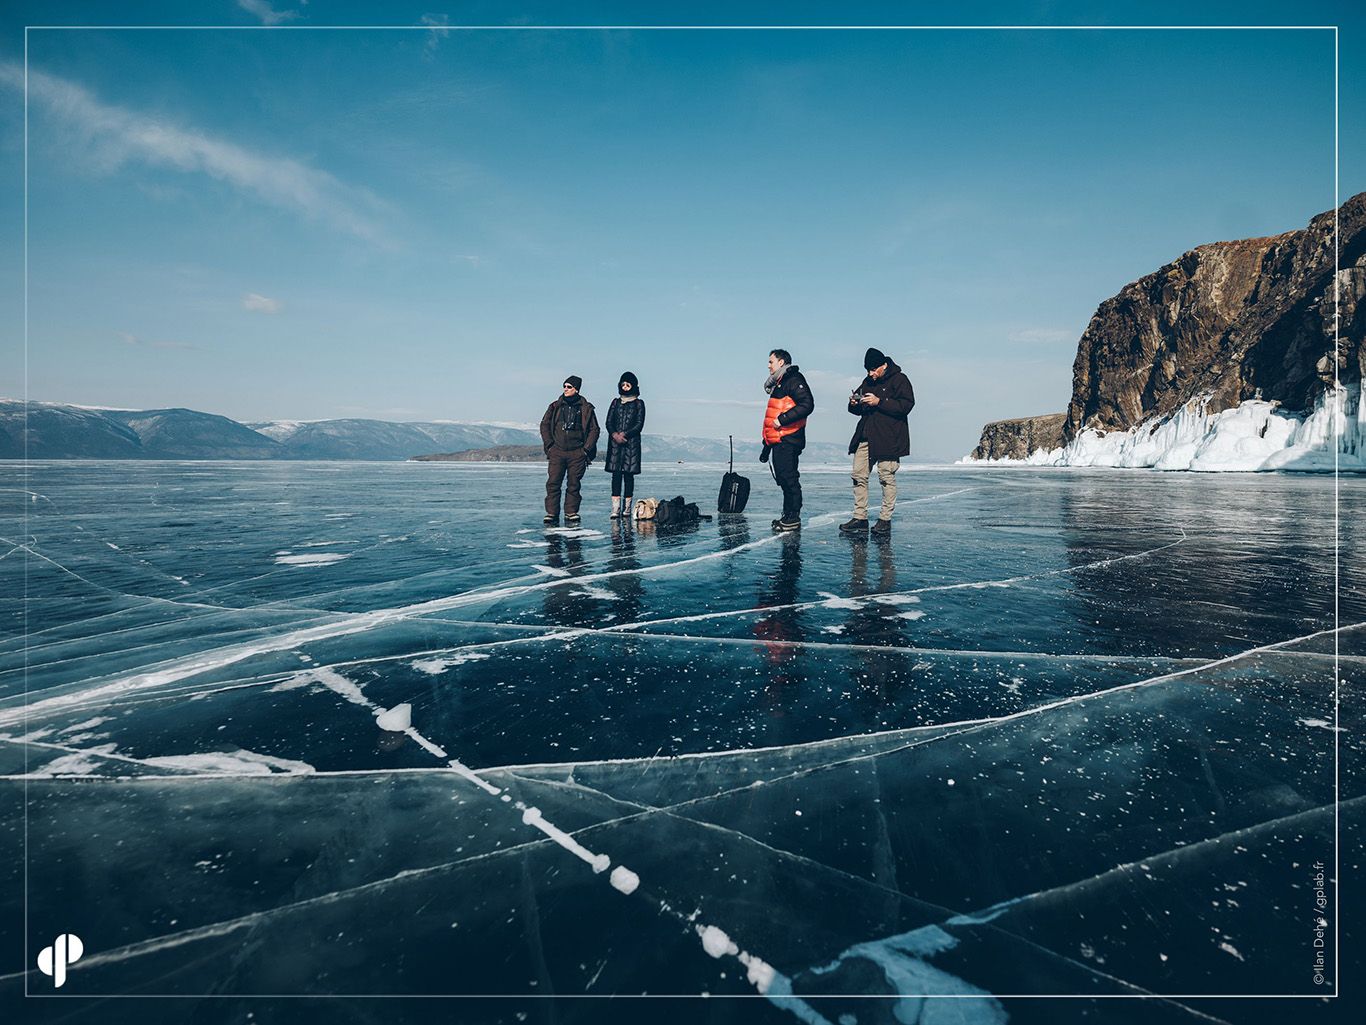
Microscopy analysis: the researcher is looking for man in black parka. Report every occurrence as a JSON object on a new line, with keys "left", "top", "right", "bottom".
{"left": 840, "top": 348, "right": 915, "bottom": 536}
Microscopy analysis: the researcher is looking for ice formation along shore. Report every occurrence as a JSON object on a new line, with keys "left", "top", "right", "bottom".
{"left": 965, "top": 382, "right": 1364, "bottom": 472}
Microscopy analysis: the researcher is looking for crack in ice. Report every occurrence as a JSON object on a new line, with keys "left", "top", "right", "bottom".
{"left": 0, "top": 513, "right": 851, "bottom": 727}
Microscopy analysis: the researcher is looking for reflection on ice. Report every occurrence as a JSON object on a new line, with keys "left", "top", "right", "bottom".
{"left": 0, "top": 463, "right": 1360, "bottom": 1019}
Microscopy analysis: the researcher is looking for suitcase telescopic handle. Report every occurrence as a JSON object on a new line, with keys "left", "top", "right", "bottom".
{"left": 729, "top": 434, "right": 733, "bottom": 473}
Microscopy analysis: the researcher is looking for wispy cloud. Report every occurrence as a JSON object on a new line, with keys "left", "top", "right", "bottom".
{"left": 337, "top": 404, "right": 423, "bottom": 419}
{"left": 117, "top": 331, "right": 198, "bottom": 351}
{"left": 804, "top": 368, "right": 864, "bottom": 395}
{"left": 1, "top": 62, "right": 391, "bottom": 244}
{"left": 237, "top": 0, "right": 302, "bottom": 26}
{"left": 672, "top": 397, "right": 765, "bottom": 409}
{"left": 421, "top": 14, "right": 453, "bottom": 58}
{"left": 1007, "top": 328, "right": 1077, "bottom": 345}
{"left": 242, "top": 293, "right": 283, "bottom": 314}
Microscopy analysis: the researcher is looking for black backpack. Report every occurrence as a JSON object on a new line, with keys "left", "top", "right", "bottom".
{"left": 654, "top": 496, "right": 708, "bottom": 526}
{"left": 717, "top": 435, "right": 751, "bottom": 514}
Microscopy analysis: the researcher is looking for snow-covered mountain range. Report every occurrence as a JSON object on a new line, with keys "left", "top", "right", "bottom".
{"left": 0, "top": 401, "right": 850, "bottom": 464}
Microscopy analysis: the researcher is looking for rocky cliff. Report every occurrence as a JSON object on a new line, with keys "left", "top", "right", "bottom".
{"left": 970, "top": 413, "right": 1066, "bottom": 461}
{"left": 969, "top": 192, "right": 1365, "bottom": 462}
{"left": 1065, "top": 192, "right": 1363, "bottom": 442}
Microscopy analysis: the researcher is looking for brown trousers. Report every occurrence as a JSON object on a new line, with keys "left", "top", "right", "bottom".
{"left": 545, "top": 447, "right": 588, "bottom": 517}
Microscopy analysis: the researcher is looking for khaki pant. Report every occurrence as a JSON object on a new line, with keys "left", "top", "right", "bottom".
{"left": 851, "top": 442, "right": 899, "bottom": 521}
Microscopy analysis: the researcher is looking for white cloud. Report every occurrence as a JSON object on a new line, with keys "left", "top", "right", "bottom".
{"left": 421, "top": 14, "right": 453, "bottom": 58}
{"left": 242, "top": 293, "right": 282, "bottom": 314}
{"left": 1007, "top": 328, "right": 1077, "bottom": 345}
{"left": 1, "top": 62, "right": 390, "bottom": 243}
{"left": 237, "top": 0, "right": 301, "bottom": 25}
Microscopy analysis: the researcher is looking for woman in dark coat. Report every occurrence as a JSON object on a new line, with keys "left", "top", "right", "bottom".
{"left": 604, "top": 371, "right": 646, "bottom": 519}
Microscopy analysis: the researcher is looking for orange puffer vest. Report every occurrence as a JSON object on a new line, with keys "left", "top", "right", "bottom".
{"left": 763, "top": 394, "right": 805, "bottom": 445}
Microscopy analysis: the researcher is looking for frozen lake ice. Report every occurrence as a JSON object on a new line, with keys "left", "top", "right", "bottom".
{"left": 0, "top": 460, "right": 1360, "bottom": 1023}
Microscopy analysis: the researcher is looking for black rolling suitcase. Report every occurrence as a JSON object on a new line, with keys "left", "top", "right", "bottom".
{"left": 717, "top": 435, "right": 751, "bottom": 513}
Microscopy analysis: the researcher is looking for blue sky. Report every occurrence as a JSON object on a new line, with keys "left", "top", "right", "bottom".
{"left": 0, "top": 2, "right": 1359, "bottom": 460}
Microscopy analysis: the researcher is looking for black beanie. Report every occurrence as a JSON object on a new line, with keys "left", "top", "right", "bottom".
{"left": 864, "top": 348, "right": 888, "bottom": 372}
{"left": 564, "top": 375, "right": 583, "bottom": 391}
{"left": 618, "top": 371, "right": 640, "bottom": 395}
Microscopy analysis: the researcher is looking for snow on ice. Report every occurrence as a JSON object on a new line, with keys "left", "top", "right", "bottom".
{"left": 967, "top": 382, "right": 1366, "bottom": 472}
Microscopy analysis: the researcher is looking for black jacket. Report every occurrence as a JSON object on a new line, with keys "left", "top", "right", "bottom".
{"left": 847, "top": 360, "right": 914, "bottom": 462}
{"left": 767, "top": 365, "right": 815, "bottom": 452}
{"left": 540, "top": 396, "right": 600, "bottom": 460}
{"left": 604, "top": 397, "right": 646, "bottom": 475}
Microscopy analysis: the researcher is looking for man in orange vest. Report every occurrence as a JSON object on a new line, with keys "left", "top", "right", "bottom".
{"left": 760, "top": 348, "right": 815, "bottom": 532}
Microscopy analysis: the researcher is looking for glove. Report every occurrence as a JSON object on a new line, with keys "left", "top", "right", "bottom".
{"left": 759, "top": 444, "right": 771, "bottom": 464}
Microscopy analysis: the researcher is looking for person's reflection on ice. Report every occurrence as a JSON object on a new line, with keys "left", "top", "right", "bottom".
{"left": 752, "top": 534, "right": 806, "bottom": 716}
{"left": 843, "top": 532, "right": 912, "bottom": 707}
{"left": 540, "top": 533, "right": 599, "bottom": 630}
{"left": 606, "top": 516, "right": 645, "bottom": 627}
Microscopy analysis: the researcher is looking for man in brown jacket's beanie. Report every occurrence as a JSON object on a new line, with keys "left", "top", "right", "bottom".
{"left": 539, "top": 375, "right": 600, "bottom": 526}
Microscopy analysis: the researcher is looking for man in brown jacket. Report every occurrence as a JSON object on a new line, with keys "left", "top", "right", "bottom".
{"left": 539, "top": 375, "right": 600, "bottom": 525}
